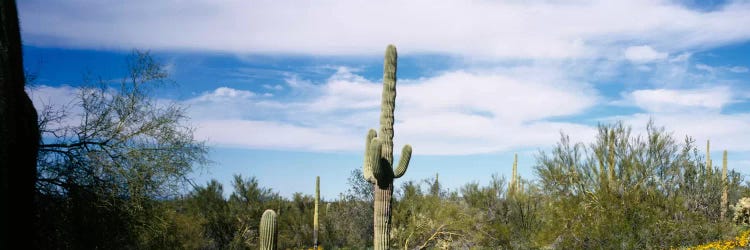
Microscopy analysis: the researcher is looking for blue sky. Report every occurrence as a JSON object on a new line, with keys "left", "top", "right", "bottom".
{"left": 18, "top": 0, "right": 750, "bottom": 199}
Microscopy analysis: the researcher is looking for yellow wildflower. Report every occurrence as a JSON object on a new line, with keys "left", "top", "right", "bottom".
{"left": 687, "top": 229, "right": 750, "bottom": 250}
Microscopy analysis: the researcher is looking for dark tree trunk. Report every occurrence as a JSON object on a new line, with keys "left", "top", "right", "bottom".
{"left": 0, "top": 0, "right": 40, "bottom": 248}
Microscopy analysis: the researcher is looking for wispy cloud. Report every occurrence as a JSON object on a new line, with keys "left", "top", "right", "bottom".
{"left": 729, "top": 66, "right": 749, "bottom": 73}
{"left": 624, "top": 45, "right": 668, "bottom": 63}
{"left": 696, "top": 63, "right": 750, "bottom": 74}
{"left": 180, "top": 65, "right": 599, "bottom": 155}
{"left": 18, "top": 0, "right": 750, "bottom": 59}
{"left": 623, "top": 86, "right": 733, "bottom": 113}
{"left": 262, "top": 84, "right": 284, "bottom": 91}
{"left": 196, "top": 87, "right": 256, "bottom": 101}
{"left": 25, "top": 85, "right": 82, "bottom": 130}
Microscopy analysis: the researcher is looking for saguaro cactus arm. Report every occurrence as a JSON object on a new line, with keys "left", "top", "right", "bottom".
{"left": 366, "top": 137, "right": 383, "bottom": 184}
{"left": 394, "top": 144, "right": 412, "bottom": 178}
{"left": 363, "top": 129, "right": 378, "bottom": 183}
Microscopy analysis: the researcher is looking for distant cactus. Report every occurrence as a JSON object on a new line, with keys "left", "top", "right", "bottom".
{"left": 722, "top": 150, "right": 728, "bottom": 221}
{"left": 362, "top": 44, "right": 413, "bottom": 250}
{"left": 707, "top": 140, "right": 712, "bottom": 175}
{"left": 314, "top": 176, "right": 320, "bottom": 248}
{"left": 260, "top": 209, "right": 277, "bottom": 250}
{"left": 608, "top": 130, "right": 616, "bottom": 189}
{"left": 510, "top": 153, "right": 519, "bottom": 194}
{"left": 429, "top": 173, "right": 440, "bottom": 197}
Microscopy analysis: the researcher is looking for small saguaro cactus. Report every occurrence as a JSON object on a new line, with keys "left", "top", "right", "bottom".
{"left": 707, "top": 140, "right": 712, "bottom": 175}
{"left": 362, "top": 44, "right": 413, "bottom": 250}
{"left": 510, "top": 153, "right": 519, "bottom": 194}
{"left": 721, "top": 150, "right": 728, "bottom": 221}
{"left": 313, "top": 176, "right": 320, "bottom": 249}
{"left": 260, "top": 209, "right": 278, "bottom": 250}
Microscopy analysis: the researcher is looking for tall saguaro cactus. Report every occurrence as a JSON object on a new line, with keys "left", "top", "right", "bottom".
{"left": 721, "top": 150, "right": 728, "bottom": 221}
{"left": 362, "top": 45, "right": 413, "bottom": 250}
{"left": 260, "top": 209, "right": 278, "bottom": 250}
{"left": 313, "top": 176, "right": 320, "bottom": 249}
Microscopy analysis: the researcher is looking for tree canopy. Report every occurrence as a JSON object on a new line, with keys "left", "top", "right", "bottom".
{"left": 33, "top": 51, "right": 209, "bottom": 249}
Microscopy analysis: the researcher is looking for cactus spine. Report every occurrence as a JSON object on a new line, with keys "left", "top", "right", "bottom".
{"left": 313, "top": 176, "right": 320, "bottom": 249}
{"left": 260, "top": 209, "right": 277, "bottom": 250}
{"left": 363, "top": 45, "right": 413, "bottom": 250}
{"left": 721, "top": 150, "right": 728, "bottom": 221}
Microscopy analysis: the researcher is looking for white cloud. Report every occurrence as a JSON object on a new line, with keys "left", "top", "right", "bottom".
{"left": 25, "top": 85, "right": 82, "bottom": 129}
{"left": 200, "top": 87, "right": 255, "bottom": 100}
{"left": 696, "top": 63, "right": 716, "bottom": 73}
{"left": 186, "top": 87, "right": 287, "bottom": 120}
{"left": 184, "top": 66, "right": 599, "bottom": 155}
{"left": 307, "top": 67, "right": 381, "bottom": 112}
{"left": 625, "top": 87, "right": 733, "bottom": 113}
{"left": 17, "top": 1, "right": 750, "bottom": 59}
{"left": 624, "top": 45, "right": 668, "bottom": 63}
{"left": 26, "top": 85, "right": 79, "bottom": 110}
{"left": 194, "top": 120, "right": 360, "bottom": 151}
{"left": 263, "top": 84, "right": 284, "bottom": 91}
{"left": 730, "top": 66, "right": 749, "bottom": 73}
{"left": 284, "top": 75, "right": 316, "bottom": 90}
{"left": 669, "top": 52, "right": 692, "bottom": 63}
{"left": 398, "top": 71, "right": 597, "bottom": 122}
{"left": 695, "top": 63, "right": 750, "bottom": 74}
